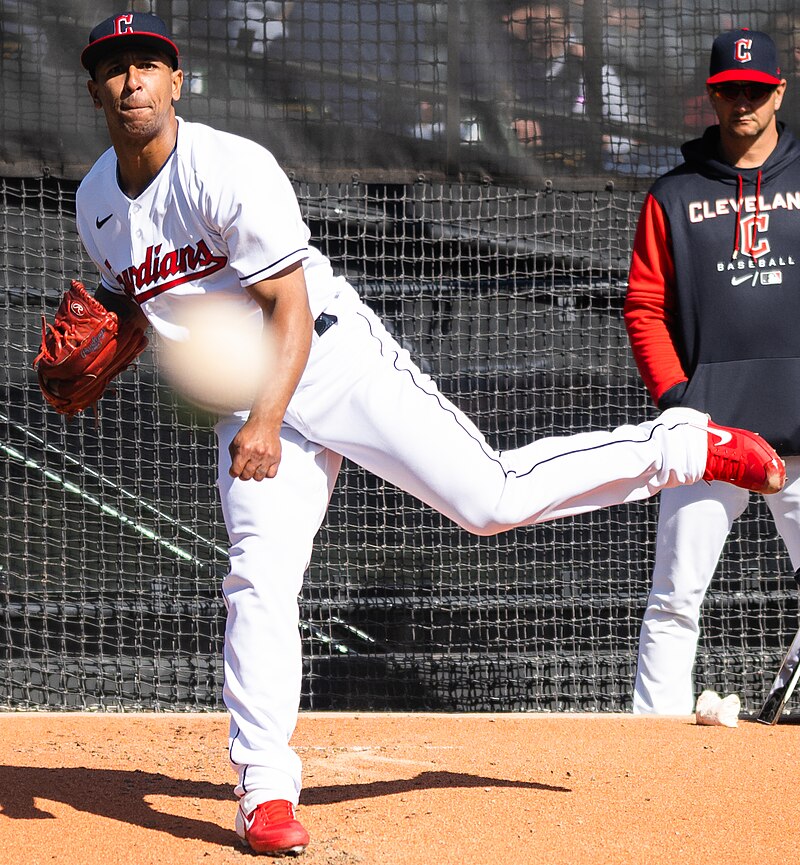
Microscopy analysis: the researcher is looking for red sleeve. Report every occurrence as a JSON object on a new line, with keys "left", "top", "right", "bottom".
{"left": 623, "top": 193, "right": 688, "bottom": 405}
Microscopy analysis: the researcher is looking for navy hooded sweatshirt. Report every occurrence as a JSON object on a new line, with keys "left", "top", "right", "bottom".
{"left": 625, "top": 122, "right": 800, "bottom": 455}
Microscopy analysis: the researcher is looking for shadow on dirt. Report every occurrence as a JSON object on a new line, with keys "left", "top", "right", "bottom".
{"left": 302, "top": 770, "right": 570, "bottom": 805}
{"left": 0, "top": 765, "right": 233, "bottom": 845}
{"left": 0, "top": 764, "right": 569, "bottom": 846}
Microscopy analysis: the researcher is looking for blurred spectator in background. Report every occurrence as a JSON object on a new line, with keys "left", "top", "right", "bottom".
{"left": 503, "top": 1, "right": 644, "bottom": 171}
{"left": 502, "top": 1, "right": 588, "bottom": 150}
{"left": 603, "top": 1, "right": 648, "bottom": 125}
{"left": 601, "top": 1, "right": 686, "bottom": 175}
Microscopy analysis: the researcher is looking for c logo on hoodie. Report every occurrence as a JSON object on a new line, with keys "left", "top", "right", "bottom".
{"left": 738, "top": 213, "right": 770, "bottom": 258}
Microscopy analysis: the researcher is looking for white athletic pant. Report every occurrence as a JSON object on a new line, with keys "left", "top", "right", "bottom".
{"left": 215, "top": 283, "right": 710, "bottom": 809}
{"left": 633, "top": 456, "right": 800, "bottom": 716}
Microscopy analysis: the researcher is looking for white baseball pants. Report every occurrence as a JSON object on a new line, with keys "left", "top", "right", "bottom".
{"left": 633, "top": 456, "right": 800, "bottom": 716}
{"left": 215, "top": 283, "right": 711, "bottom": 809}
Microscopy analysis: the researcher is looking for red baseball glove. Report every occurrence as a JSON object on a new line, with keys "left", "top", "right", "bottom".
{"left": 33, "top": 280, "right": 148, "bottom": 417}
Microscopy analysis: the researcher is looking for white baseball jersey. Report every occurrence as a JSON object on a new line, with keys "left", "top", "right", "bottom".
{"left": 76, "top": 116, "right": 341, "bottom": 341}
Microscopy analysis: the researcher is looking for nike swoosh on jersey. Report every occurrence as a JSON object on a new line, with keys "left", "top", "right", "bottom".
{"left": 707, "top": 427, "right": 733, "bottom": 445}
{"left": 95, "top": 213, "right": 113, "bottom": 229}
{"left": 730, "top": 273, "right": 756, "bottom": 285}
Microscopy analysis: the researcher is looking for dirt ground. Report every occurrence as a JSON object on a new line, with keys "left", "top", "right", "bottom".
{"left": 0, "top": 711, "right": 796, "bottom": 865}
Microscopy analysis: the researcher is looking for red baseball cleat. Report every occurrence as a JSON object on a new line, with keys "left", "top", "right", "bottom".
{"left": 702, "top": 420, "right": 785, "bottom": 494}
{"left": 235, "top": 799, "right": 310, "bottom": 856}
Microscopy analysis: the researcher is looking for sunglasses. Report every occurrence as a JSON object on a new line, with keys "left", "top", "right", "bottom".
{"left": 711, "top": 82, "right": 777, "bottom": 102}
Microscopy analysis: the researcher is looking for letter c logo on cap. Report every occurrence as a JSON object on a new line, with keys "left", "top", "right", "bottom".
{"left": 734, "top": 38, "right": 753, "bottom": 63}
{"left": 114, "top": 14, "right": 135, "bottom": 35}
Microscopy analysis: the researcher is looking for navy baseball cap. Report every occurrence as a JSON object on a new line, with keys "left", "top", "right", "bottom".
{"left": 81, "top": 12, "right": 179, "bottom": 75}
{"left": 707, "top": 28, "right": 782, "bottom": 85}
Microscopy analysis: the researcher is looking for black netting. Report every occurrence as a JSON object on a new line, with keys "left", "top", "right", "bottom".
{"left": 0, "top": 175, "right": 796, "bottom": 713}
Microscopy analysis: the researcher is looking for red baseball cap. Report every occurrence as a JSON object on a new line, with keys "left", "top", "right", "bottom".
{"left": 81, "top": 11, "right": 179, "bottom": 75}
{"left": 707, "top": 28, "right": 782, "bottom": 85}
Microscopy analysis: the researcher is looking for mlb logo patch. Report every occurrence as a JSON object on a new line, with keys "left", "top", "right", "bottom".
{"left": 760, "top": 270, "right": 782, "bottom": 285}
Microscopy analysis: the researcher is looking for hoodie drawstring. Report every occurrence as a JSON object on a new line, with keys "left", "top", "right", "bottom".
{"left": 755, "top": 168, "right": 763, "bottom": 231}
{"left": 733, "top": 170, "right": 763, "bottom": 259}
{"left": 732, "top": 174, "right": 743, "bottom": 258}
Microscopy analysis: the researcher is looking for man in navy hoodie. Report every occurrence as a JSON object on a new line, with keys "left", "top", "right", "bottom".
{"left": 625, "top": 28, "right": 800, "bottom": 714}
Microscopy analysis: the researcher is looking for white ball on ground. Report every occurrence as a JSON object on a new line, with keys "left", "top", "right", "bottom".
{"left": 156, "top": 295, "right": 277, "bottom": 414}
